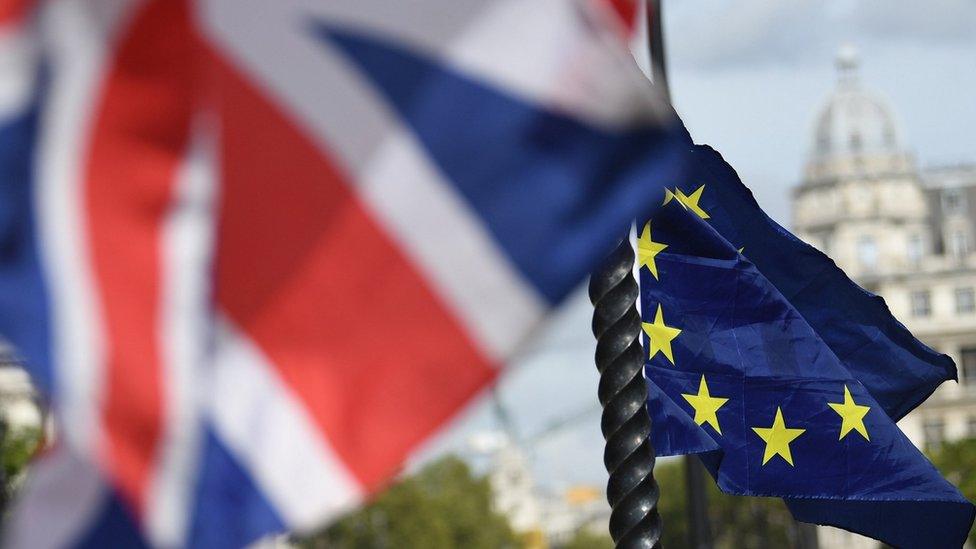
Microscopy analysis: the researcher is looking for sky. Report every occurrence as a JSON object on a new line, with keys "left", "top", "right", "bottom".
{"left": 668, "top": 0, "right": 976, "bottom": 222}
{"left": 414, "top": 0, "right": 976, "bottom": 492}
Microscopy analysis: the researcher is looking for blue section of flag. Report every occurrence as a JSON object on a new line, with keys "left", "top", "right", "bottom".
{"left": 314, "top": 22, "right": 687, "bottom": 304}
{"left": 0, "top": 67, "right": 52, "bottom": 395}
{"left": 668, "top": 141, "right": 955, "bottom": 421}
{"left": 640, "top": 199, "right": 974, "bottom": 547}
{"left": 188, "top": 429, "right": 286, "bottom": 549}
{"left": 647, "top": 380, "right": 719, "bottom": 456}
{"left": 73, "top": 490, "right": 148, "bottom": 549}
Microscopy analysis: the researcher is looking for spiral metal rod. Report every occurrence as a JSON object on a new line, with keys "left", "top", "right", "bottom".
{"left": 590, "top": 237, "right": 661, "bottom": 548}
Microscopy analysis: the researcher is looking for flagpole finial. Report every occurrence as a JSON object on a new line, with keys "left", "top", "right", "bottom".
{"left": 836, "top": 44, "right": 860, "bottom": 85}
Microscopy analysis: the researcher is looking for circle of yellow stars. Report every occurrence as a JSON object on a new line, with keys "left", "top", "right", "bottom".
{"left": 677, "top": 380, "right": 873, "bottom": 467}
{"left": 640, "top": 184, "right": 875, "bottom": 468}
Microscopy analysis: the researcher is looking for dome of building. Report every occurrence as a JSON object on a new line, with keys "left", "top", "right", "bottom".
{"left": 811, "top": 46, "right": 901, "bottom": 161}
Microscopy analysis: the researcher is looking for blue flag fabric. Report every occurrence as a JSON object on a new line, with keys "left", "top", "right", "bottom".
{"left": 667, "top": 144, "right": 957, "bottom": 421}
{"left": 639, "top": 143, "right": 974, "bottom": 547}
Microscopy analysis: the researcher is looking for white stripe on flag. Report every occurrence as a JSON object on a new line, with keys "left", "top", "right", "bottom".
{"left": 209, "top": 315, "right": 364, "bottom": 532}
{"left": 200, "top": 0, "right": 547, "bottom": 361}
{"left": 359, "top": 126, "right": 546, "bottom": 361}
{"left": 0, "top": 23, "right": 37, "bottom": 120}
{"left": 240, "top": 0, "right": 665, "bottom": 129}
{"left": 197, "top": 0, "right": 399, "bottom": 174}
{"left": 145, "top": 120, "right": 219, "bottom": 547}
{"left": 444, "top": 0, "right": 670, "bottom": 129}
{"left": 35, "top": 0, "right": 141, "bottom": 457}
{"left": 3, "top": 446, "right": 108, "bottom": 549}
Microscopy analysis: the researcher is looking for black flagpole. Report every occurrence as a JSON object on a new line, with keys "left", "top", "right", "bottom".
{"left": 590, "top": 234, "right": 660, "bottom": 548}
{"left": 589, "top": 2, "right": 669, "bottom": 547}
{"left": 647, "top": 0, "right": 669, "bottom": 103}
{"left": 591, "top": 2, "right": 716, "bottom": 547}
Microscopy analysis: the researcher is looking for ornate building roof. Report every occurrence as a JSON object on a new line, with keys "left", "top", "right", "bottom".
{"left": 811, "top": 45, "right": 901, "bottom": 162}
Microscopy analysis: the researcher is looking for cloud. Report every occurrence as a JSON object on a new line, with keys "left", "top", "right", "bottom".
{"left": 850, "top": 0, "right": 976, "bottom": 44}
{"left": 666, "top": 0, "right": 976, "bottom": 71}
{"left": 666, "top": 0, "right": 831, "bottom": 70}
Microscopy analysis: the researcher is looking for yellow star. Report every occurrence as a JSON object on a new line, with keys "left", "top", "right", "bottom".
{"left": 675, "top": 185, "right": 710, "bottom": 219}
{"left": 751, "top": 407, "right": 806, "bottom": 466}
{"left": 642, "top": 304, "right": 681, "bottom": 365}
{"left": 682, "top": 375, "right": 729, "bottom": 435}
{"left": 827, "top": 385, "right": 871, "bottom": 441}
{"left": 663, "top": 188, "right": 677, "bottom": 205}
{"left": 637, "top": 222, "right": 668, "bottom": 280}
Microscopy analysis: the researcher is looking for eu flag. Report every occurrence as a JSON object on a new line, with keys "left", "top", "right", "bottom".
{"left": 640, "top": 143, "right": 975, "bottom": 547}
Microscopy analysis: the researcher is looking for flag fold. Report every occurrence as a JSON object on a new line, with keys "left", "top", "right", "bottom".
{"left": 640, "top": 140, "right": 974, "bottom": 547}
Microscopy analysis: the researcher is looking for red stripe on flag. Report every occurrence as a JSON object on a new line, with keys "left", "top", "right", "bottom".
{"left": 0, "top": 0, "right": 31, "bottom": 27}
{"left": 84, "top": 0, "right": 196, "bottom": 515}
{"left": 602, "top": 0, "right": 637, "bottom": 35}
{"left": 209, "top": 50, "right": 497, "bottom": 491}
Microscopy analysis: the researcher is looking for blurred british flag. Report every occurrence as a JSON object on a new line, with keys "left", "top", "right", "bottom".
{"left": 0, "top": 1, "right": 684, "bottom": 546}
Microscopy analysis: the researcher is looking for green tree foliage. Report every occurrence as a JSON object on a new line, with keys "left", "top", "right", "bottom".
{"left": 655, "top": 457, "right": 794, "bottom": 548}
{"left": 298, "top": 456, "right": 520, "bottom": 549}
{"left": 928, "top": 437, "right": 976, "bottom": 546}
{"left": 1, "top": 425, "right": 42, "bottom": 503}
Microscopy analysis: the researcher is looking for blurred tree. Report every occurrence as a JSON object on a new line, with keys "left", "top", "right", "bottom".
{"left": 297, "top": 455, "right": 520, "bottom": 549}
{"left": 1, "top": 424, "right": 42, "bottom": 504}
{"left": 656, "top": 458, "right": 690, "bottom": 546}
{"left": 655, "top": 458, "right": 793, "bottom": 548}
{"left": 560, "top": 529, "right": 613, "bottom": 549}
{"left": 928, "top": 438, "right": 976, "bottom": 546}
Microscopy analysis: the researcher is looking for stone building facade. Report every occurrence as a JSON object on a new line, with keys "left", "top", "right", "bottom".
{"left": 792, "top": 47, "right": 976, "bottom": 548}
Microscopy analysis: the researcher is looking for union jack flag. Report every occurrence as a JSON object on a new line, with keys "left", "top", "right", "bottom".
{"left": 0, "top": 1, "right": 684, "bottom": 546}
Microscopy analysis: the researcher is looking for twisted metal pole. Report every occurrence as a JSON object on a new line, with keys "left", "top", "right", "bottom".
{"left": 589, "top": 2, "right": 670, "bottom": 547}
{"left": 590, "top": 240, "right": 660, "bottom": 548}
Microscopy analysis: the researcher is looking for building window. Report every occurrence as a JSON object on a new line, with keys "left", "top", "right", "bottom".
{"left": 943, "top": 189, "right": 966, "bottom": 215}
{"left": 923, "top": 418, "right": 945, "bottom": 449}
{"left": 962, "top": 348, "right": 976, "bottom": 385}
{"left": 910, "top": 290, "right": 931, "bottom": 317}
{"left": 907, "top": 234, "right": 924, "bottom": 264}
{"left": 857, "top": 236, "right": 878, "bottom": 270}
{"left": 950, "top": 230, "right": 969, "bottom": 259}
{"left": 883, "top": 126, "right": 896, "bottom": 148}
{"left": 957, "top": 288, "right": 976, "bottom": 314}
